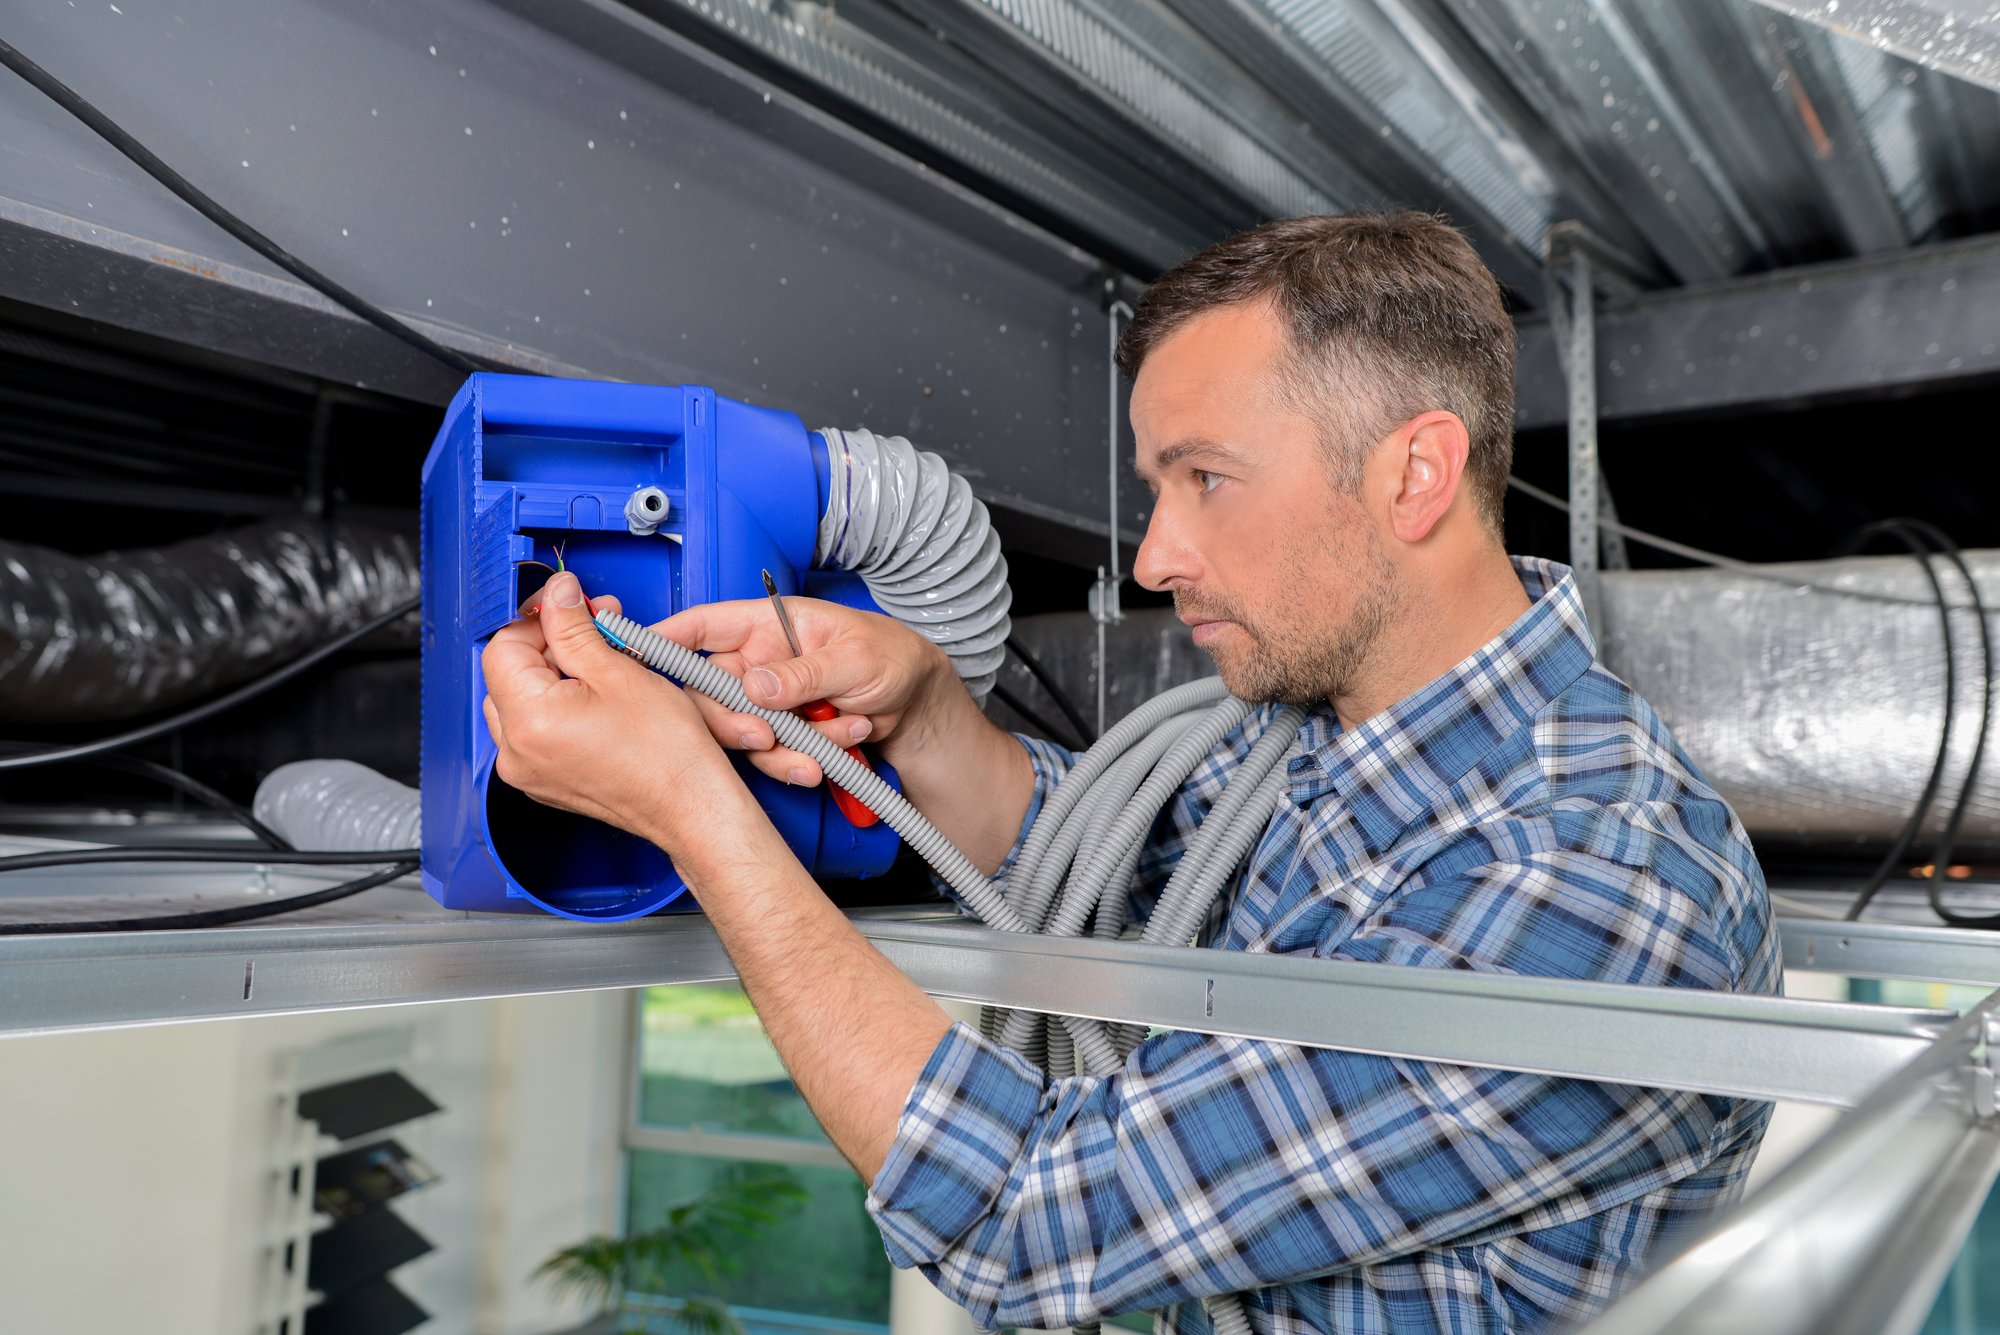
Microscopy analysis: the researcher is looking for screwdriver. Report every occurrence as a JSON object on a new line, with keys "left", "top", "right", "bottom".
{"left": 761, "top": 570, "right": 880, "bottom": 828}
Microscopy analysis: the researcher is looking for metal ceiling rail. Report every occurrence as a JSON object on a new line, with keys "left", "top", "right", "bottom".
{"left": 1780, "top": 915, "right": 2000, "bottom": 987}
{"left": 0, "top": 897, "right": 1942, "bottom": 1110}
{"left": 859, "top": 919, "right": 1947, "bottom": 1107}
{"left": 1581, "top": 983, "right": 2000, "bottom": 1335}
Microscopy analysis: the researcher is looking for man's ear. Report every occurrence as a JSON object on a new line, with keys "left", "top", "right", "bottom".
{"left": 1388, "top": 411, "right": 1470, "bottom": 544}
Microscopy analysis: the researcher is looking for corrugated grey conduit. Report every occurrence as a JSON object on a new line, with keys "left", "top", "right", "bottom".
{"left": 597, "top": 608, "right": 1301, "bottom": 1335}
{"left": 815, "top": 427, "right": 1011, "bottom": 702}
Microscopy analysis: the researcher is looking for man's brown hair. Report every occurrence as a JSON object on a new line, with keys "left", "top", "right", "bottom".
{"left": 1116, "top": 211, "right": 1515, "bottom": 533}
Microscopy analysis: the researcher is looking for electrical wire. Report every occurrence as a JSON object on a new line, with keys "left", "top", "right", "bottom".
{"left": 1005, "top": 636, "right": 1097, "bottom": 746}
{"left": 0, "top": 36, "right": 477, "bottom": 379}
{"left": 1837, "top": 521, "right": 1958, "bottom": 922}
{"left": 0, "top": 845, "right": 420, "bottom": 873}
{"left": 0, "top": 860, "right": 416, "bottom": 936}
{"left": 65, "top": 753, "right": 292, "bottom": 850}
{"left": 1506, "top": 475, "right": 2000, "bottom": 614}
{"left": 1892, "top": 520, "right": 2000, "bottom": 930}
{"left": 990, "top": 681, "right": 1086, "bottom": 751}
{"left": 0, "top": 595, "right": 419, "bottom": 772}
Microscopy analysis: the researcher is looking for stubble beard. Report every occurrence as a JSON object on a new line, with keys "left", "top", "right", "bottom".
{"left": 1177, "top": 530, "right": 1400, "bottom": 706}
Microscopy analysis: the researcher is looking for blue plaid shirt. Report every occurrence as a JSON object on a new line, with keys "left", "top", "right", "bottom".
{"left": 867, "top": 558, "right": 1778, "bottom": 1333}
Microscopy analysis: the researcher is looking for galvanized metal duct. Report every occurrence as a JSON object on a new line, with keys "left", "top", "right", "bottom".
{"left": 997, "top": 552, "right": 2000, "bottom": 853}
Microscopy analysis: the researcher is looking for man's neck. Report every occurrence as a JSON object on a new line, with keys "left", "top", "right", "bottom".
{"left": 1331, "top": 546, "right": 1531, "bottom": 730}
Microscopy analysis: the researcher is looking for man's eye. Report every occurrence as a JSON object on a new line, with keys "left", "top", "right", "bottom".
{"left": 1193, "top": 469, "right": 1224, "bottom": 493}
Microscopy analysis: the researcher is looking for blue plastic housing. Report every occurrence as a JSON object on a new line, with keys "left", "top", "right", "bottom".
{"left": 419, "top": 374, "right": 901, "bottom": 920}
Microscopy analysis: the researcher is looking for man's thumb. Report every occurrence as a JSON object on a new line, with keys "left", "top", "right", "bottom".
{"left": 540, "top": 573, "right": 621, "bottom": 673}
{"left": 744, "top": 656, "right": 817, "bottom": 709}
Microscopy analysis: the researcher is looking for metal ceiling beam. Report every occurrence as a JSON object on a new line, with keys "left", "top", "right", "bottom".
{"left": 624, "top": 0, "right": 1227, "bottom": 270}
{"left": 1433, "top": 0, "right": 1764, "bottom": 283}
{"left": 868, "top": 0, "right": 1348, "bottom": 221}
{"left": 1744, "top": 0, "right": 2000, "bottom": 97}
{"left": 1143, "top": 0, "right": 1553, "bottom": 297}
{"left": 1514, "top": 231, "right": 2000, "bottom": 429}
{"left": 0, "top": 0, "right": 1161, "bottom": 564}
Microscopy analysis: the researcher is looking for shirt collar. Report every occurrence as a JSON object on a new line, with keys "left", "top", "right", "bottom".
{"left": 1285, "top": 557, "right": 1598, "bottom": 847}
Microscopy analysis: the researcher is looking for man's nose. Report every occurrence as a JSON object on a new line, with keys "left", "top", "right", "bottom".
{"left": 1132, "top": 503, "right": 1196, "bottom": 592}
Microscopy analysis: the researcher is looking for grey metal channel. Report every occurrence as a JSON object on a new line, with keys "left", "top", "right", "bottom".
{"left": 0, "top": 903, "right": 1943, "bottom": 1108}
{"left": 1582, "top": 985, "right": 2000, "bottom": 1335}
{"left": 0, "top": 0, "right": 1152, "bottom": 560}
{"left": 1514, "top": 231, "right": 2000, "bottom": 430}
{"left": 1781, "top": 917, "right": 2000, "bottom": 988}
{"left": 857, "top": 920, "right": 1946, "bottom": 1107}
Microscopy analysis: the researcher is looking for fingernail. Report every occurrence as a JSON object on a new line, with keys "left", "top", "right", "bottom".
{"left": 786, "top": 766, "right": 811, "bottom": 786}
{"left": 549, "top": 572, "right": 583, "bottom": 608}
{"left": 847, "top": 717, "right": 872, "bottom": 743}
{"left": 747, "top": 667, "right": 779, "bottom": 700}
{"left": 737, "top": 730, "right": 762, "bottom": 750}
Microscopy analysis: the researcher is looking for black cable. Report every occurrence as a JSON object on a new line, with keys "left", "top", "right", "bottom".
{"left": 0, "top": 37, "right": 477, "bottom": 379}
{"left": 1892, "top": 521, "right": 2000, "bottom": 929}
{"left": 0, "top": 595, "right": 419, "bottom": 772}
{"left": 1839, "top": 521, "right": 1957, "bottom": 922}
{"left": 1005, "top": 636, "right": 1097, "bottom": 746}
{"left": 990, "top": 681, "right": 1085, "bottom": 751}
{"left": 0, "top": 861, "right": 417, "bottom": 935}
{"left": 0, "top": 845, "right": 419, "bottom": 874}
{"left": 64, "top": 754, "right": 292, "bottom": 850}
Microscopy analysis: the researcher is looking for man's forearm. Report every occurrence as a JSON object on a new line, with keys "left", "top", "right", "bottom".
{"left": 879, "top": 669, "right": 1038, "bottom": 877}
{"left": 671, "top": 800, "right": 952, "bottom": 1181}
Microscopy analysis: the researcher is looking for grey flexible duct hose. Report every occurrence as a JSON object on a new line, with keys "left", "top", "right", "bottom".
{"left": 815, "top": 427, "right": 1011, "bottom": 701}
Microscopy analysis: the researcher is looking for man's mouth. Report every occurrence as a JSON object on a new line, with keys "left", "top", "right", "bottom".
{"left": 1180, "top": 615, "right": 1230, "bottom": 646}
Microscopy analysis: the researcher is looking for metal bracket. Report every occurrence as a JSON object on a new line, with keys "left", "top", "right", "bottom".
{"left": 1543, "top": 223, "right": 1617, "bottom": 635}
{"left": 1094, "top": 297, "right": 1136, "bottom": 735}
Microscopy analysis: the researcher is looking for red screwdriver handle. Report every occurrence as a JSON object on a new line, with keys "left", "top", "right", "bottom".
{"left": 795, "top": 698, "right": 880, "bottom": 828}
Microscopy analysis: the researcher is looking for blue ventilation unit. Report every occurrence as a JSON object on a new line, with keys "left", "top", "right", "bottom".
{"left": 419, "top": 374, "right": 899, "bottom": 920}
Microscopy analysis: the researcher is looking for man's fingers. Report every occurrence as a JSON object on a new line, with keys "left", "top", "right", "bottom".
{"left": 657, "top": 598, "right": 778, "bottom": 654}
{"left": 483, "top": 626, "right": 560, "bottom": 708}
{"left": 482, "top": 694, "right": 506, "bottom": 749}
{"left": 747, "top": 745, "right": 824, "bottom": 789}
{"left": 686, "top": 695, "right": 777, "bottom": 753}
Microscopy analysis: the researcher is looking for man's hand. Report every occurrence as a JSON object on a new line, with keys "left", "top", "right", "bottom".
{"left": 655, "top": 594, "right": 1036, "bottom": 875}
{"left": 480, "top": 571, "right": 781, "bottom": 881}
{"left": 656, "top": 595, "right": 960, "bottom": 788}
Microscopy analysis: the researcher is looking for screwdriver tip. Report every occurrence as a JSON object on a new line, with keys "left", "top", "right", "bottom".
{"left": 761, "top": 569, "right": 779, "bottom": 599}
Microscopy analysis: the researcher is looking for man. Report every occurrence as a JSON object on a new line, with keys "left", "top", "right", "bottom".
{"left": 483, "top": 212, "right": 1777, "bottom": 1332}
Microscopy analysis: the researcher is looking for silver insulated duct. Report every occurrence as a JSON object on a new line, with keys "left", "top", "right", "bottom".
{"left": 1596, "top": 553, "right": 2000, "bottom": 852}
{"left": 998, "top": 552, "right": 2000, "bottom": 853}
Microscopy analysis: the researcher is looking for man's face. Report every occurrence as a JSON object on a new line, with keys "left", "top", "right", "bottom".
{"left": 1130, "top": 300, "right": 1399, "bottom": 705}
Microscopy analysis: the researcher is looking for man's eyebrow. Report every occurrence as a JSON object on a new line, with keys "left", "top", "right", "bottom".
{"left": 1136, "top": 439, "right": 1251, "bottom": 480}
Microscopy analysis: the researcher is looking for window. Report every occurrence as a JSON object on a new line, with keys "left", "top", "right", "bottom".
{"left": 625, "top": 984, "right": 892, "bottom": 1329}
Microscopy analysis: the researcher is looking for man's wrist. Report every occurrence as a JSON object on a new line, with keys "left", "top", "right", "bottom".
{"left": 880, "top": 643, "right": 981, "bottom": 771}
